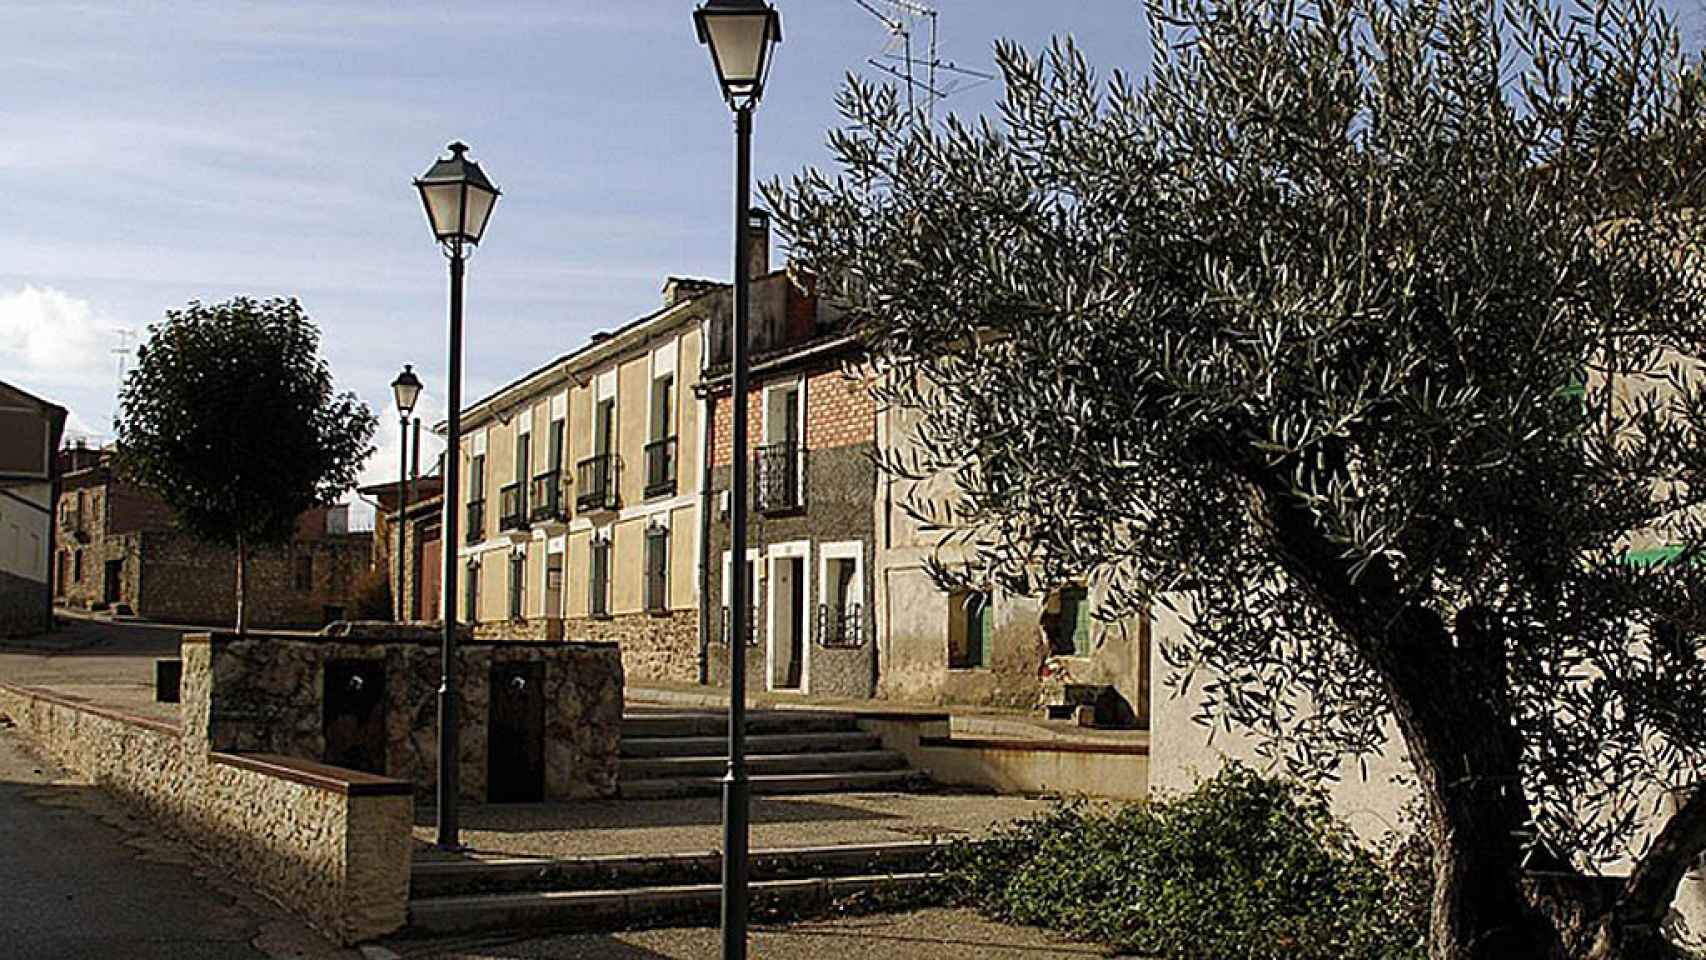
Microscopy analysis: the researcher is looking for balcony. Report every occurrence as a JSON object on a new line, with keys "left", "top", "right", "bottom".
{"left": 498, "top": 483, "right": 527, "bottom": 534}
{"left": 529, "top": 469, "right": 566, "bottom": 525}
{"left": 645, "top": 437, "right": 677, "bottom": 499}
{"left": 576, "top": 454, "right": 617, "bottom": 513}
{"left": 817, "top": 603, "right": 865, "bottom": 649}
{"left": 465, "top": 500, "right": 485, "bottom": 544}
{"left": 754, "top": 442, "right": 803, "bottom": 514}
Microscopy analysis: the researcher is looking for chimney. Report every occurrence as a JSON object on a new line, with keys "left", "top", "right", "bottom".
{"left": 747, "top": 209, "right": 770, "bottom": 278}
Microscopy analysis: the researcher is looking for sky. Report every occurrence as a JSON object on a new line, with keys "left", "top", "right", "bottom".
{"left": 1, "top": 1, "right": 1700, "bottom": 514}
{"left": 0, "top": 1, "right": 1155, "bottom": 514}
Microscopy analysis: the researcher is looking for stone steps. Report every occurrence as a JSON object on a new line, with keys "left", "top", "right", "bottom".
{"left": 411, "top": 840, "right": 941, "bottom": 898}
{"left": 406, "top": 842, "right": 945, "bottom": 934}
{"left": 620, "top": 730, "right": 884, "bottom": 759}
{"left": 617, "top": 709, "right": 927, "bottom": 799}
{"left": 620, "top": 769, "right": 926, "bottom": 801}
{"left": 619, "top": 750, "right": 907, "bottom": 781}
{"left": 620, "top": 711, "right": 860, "bottom": 739}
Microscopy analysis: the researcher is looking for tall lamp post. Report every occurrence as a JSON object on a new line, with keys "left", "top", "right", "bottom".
{"left": 694, "top": 3, "right": 781, "bottom": 957}
{"left": 391, "top": 364, "right": 423, "bottom": 621}
{"left": 414, "top": 141, "right": 500, "bottom": 850}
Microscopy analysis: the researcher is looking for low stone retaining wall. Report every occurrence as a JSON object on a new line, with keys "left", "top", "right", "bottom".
{"left": 187, "top": 630, "right": 624, "bottom": 804}
{"left": 0, "top": 681, "right": 412, "bottom": 945}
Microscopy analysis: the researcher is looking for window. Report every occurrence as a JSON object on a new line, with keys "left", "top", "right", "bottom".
{"left": 821, "top": 555, "right": 863, "bottom": 648}
{"left": 548, "top": 418, "right": 565, "bottom": 472}
{"left": 508, "top": 552, "right": 526, "bottom": 621}
{"left": 644, "top": 526, "right": 669, "bottom": 614}
{"left": 651, "top": 374, "right": 674, "bottom": 441}
{"left": 470, "top": 453, "right": 486, "bottom": 495}
{"left": 595, "top": 398, "right": 615, "bottom": 457}
{"left": 590, "top": 538, "right": 611, "bottom": 618}
{"left": 464, "top": 561, "right": 480, "bottom": 623}
{"left": 1053, "top": 586, "right": 1092, "bottom": 657}
{"left": 73, "top": 549, "right": 83, "bottom": 582}
{"left": 721, "top": 553, "right": 759, "bottom": 644}
{"left": 515, "top": 431, "right": 531, "bottom": 487}
{"left": 294, "top": 554, "right": 314, "bottom": 592}
{"left": 949, "top": 590, "right": 992, "bottom": 669}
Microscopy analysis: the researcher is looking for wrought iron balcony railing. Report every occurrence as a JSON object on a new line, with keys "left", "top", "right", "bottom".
{"left": 498, "top": 482, "right": 527, "bottom": 532}
{"left": 712, "top": 606, "right": 761, "bottom": 646}
{"left": 754, "top": 442, "right": 804, "bottom": 514}
{"left": 465, "top": 500, "right": 486, "bottom": 544}
{"left": 529, "top": 469, "right": 565, "bottom": 523}
{"left": 644, "top": 437, "right": 677, "bottom": 499}
{"left": 816, "top": 603, "right": 865, "bottom": 649}
{"left": 576, "top": 454, "right": 617, "bottom": 513}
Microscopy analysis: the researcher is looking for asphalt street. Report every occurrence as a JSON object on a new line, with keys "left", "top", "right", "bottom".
{"left": 0, "top": 717, "right": 354, "bottom": 960}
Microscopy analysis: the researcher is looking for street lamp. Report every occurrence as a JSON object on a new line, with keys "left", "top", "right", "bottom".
{"left": 414, "top": 141, "right": 499, "bottom": 850}
{"left": 695, "top": 3, "right": 781, "bottom": 957}
{"left": 391, "top": 364, "right": 423, "bottom": 621}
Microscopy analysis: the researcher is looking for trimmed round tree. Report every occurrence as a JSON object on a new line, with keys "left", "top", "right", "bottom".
{"left": 768, "top": 0, "right": 1706, "bottom": 956}
{"left": 116, "top": 297, "right": 376, "bottom": 634}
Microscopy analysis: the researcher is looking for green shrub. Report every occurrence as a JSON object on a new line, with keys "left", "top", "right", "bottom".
{"left": 940, "top": 763, "right": 1429, "bottom": 960}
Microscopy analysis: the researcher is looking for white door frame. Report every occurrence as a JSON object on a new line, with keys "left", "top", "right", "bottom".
{"left": 765, "top": 539, "right": 812, "bottom": 693}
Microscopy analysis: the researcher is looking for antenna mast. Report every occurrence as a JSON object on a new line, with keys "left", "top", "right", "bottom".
{"left": 848, "top": 0, "right": 992, "bottom": 126}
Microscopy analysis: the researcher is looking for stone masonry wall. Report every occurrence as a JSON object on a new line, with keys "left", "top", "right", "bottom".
{"left": 190, "top": 629, "right": 624, "bottom": 803}
{"left": 0, "top": 679, "right": 412, "bottom": 944}
{"left": 138, "top": 531, "right": 372, "bottom": 627}
{"left": 475, "top": 611, "right": 699, "bottom": 687}
{"left": 706, "top": 442, "right": 879, "bottom": 700}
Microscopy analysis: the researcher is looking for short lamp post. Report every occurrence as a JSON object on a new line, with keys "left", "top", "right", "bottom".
{"left": 414, "top": 141, "right": 499, "bottom": 850}
{"left": 390, "top": 364, "right": 423, "bottom": 622}
{"left": 694, "top": 2, "right": 781, "bottom": 958}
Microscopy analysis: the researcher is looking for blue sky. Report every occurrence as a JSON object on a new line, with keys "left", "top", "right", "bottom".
{"left": 0, "top": 1, "right": 1153, "bottom": 499}
{"left": 1, "top": 1, "right": 1698, "bottom": 502}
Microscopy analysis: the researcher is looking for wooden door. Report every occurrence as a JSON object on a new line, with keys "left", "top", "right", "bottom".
{"left": 322, "top": 659, "right": 386, "bottom": 774}
{"left": 487, "top": 661, "right": 545, "bottom": 803}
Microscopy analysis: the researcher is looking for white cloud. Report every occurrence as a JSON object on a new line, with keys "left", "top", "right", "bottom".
{"left": 0, "top": 286, "right": 113, "bottom": 386}
{"left": 357, "top": 388, "right": 449, "bottom": 492}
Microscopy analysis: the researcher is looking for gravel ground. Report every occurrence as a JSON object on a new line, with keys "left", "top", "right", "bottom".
{"left": 380, "top": 908, "right": 1119, "bottom": 959}
{"left": 412, "top": 790, "right": 1050, "bottom": 861}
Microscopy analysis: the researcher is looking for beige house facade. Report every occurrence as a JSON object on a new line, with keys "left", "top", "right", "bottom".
{"left": 452, "top": 279, "right": 719, "bottom": 685}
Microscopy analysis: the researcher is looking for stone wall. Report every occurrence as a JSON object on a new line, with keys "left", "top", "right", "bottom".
{"left": 139, "top": 531, "right": 373, "bottom": 627}
{"left": 705, "top": 442, "right": 879, "bottom": 700}
{"left": 0, "top": 680, "right": 412, "bottom": 944}
{"left": 475, "top": 611, "right": 698, "bottom": 688}
{"left": 188, "top": 628, "right": 624, "bottom": 803}
{"left": 0, "top": 567, "right": 49, "bottom": 637}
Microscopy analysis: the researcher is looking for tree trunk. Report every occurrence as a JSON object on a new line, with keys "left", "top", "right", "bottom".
{"left": 1373, "top": 606, "right": 1565, "bottom": 960}
{"left": 235, "top": 532, "right": 247, "bottom": 636}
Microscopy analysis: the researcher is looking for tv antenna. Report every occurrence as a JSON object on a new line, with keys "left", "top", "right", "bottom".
{"left": 847, "top": 0, "right": 994, "bottom": 125}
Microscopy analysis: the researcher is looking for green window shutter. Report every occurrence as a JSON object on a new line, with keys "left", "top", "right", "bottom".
{"left": 1059, "top": 587, "right": 1091, "bottom": 656}
{"left": 973, "top": 592, "right": 992, "bottom": 667}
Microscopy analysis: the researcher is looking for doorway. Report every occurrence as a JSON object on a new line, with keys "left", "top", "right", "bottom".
{"left": 102, "top": 559, "right": 123, "bottom": 605}
{"left": 769, "top": 554, "right": 806, "bottom": 691}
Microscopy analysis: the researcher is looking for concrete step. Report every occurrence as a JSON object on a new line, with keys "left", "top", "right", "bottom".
{"left": 407, "top": 872, "right": 940, "bottom": 934}
{"left": 620, "top": 730, "right": 884, "bottom": 759}
{"left": 620, "top": 711, "right": 860, "bottom": 739}
{"left": 410, "top": 841, "right": 943, "bottom": 899}
{"left": 619, "top": 750, "right": 908, "bottom": 782}
{"left": 619, "top": 769, "right": 925, "bottom": 801}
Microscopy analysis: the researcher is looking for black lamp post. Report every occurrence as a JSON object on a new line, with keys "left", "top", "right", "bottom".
{"left": 414, "top": 141, "right": 499, "bottom": 850}
{"left": 391, "top": 364, "right": 423, "bottom": 622}
{"left": 694, "top": 3, "right": 781, "bottom": 957}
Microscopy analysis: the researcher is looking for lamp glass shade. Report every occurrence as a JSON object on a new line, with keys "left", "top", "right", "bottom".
{"left": 392, "top": 366, "right": 423, "bottom": 417}
{"left": 696, "top": 1, "right": 781, "bottom": 107}
{"left": 414, "top": 142, "right": 500, "bottom": 245}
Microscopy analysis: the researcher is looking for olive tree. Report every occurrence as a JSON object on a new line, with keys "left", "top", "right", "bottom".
{"left": 116, "top": 297, "right": 375, "bottom": 633}
{"left": 767, "top": 0, "right": 1706, "bottom": 956}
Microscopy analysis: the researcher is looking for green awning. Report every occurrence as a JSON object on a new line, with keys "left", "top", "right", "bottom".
{"left": 1626, "top": 545, "right": 1686, "bottom": 568}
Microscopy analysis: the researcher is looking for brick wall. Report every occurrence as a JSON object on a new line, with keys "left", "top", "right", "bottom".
{"left": 134, "top": 531, "right": 373, "bottom": 628}
{"left": 710, "top": 365, "right": 877, "bottom": 467}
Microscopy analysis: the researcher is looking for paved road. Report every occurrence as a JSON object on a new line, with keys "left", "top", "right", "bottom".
{"left": 0, "top": 721, "right": 356, "bottom": 960}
